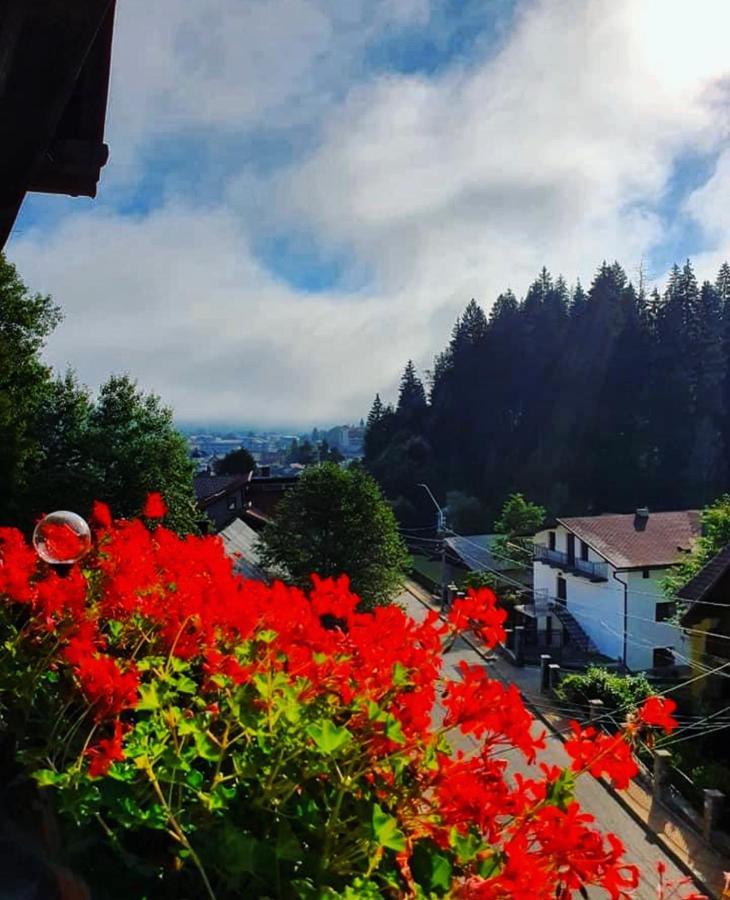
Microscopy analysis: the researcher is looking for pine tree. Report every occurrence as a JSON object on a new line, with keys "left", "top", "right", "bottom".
{"left": 396, "top": 361, "right": 427, "bottom": 422}
{"left": 366, "top": 393, "right": 384, "bottom": 429}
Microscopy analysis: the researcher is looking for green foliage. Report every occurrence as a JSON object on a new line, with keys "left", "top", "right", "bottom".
{"left": 0, "top": 254, "right": 198, "bottom": 534}
{"left": 445, "top": 490, "right": 485, "bottom": 534}
{"left": 25, "top": 374, "right": 198, "bottom": 534}
{"left": 663, "top": 494, "right": 730, "bottom": 603}
{"left": 556, "top": 666, "right": 652, "bottom": 713}
{"left": 258, "top": 463, "right": 409, "bottom": 608}
{"left": 214, "top": 447, "right": 255, "bottom": 477}
{"left": 366, "top": 258, "right": 730, "bottom": 523}
{"left": 494, "top": 493, "right": 545, "bottom": 537}
{"left": 288, "top": 438, "right": 316, "bottom": 465}
{"left": 0, "top": 253, "right": 61, "bottom": 524}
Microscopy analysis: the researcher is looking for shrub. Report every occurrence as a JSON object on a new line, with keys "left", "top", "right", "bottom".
{"left": 557, "top": 666, "right": 653, "bottom": 715}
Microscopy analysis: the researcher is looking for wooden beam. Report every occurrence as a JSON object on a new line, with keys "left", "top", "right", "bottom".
{"left": 0, "top": 0, "right": 115, "bottom": 247}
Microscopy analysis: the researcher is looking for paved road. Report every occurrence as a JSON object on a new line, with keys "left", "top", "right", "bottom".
{"left": 397, "top": 588, "right": 700, "bottom": 899}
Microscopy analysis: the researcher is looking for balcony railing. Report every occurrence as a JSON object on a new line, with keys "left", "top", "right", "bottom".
{"left": 533, "top": 544, "right": 608, "bottom": 581}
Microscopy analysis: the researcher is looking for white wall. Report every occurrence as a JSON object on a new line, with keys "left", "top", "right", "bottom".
{"left": 624, "top": 570, "right": 689, "bottom": 670}
{"left": 533, "top": 530, "right": 690, "bottom": 671}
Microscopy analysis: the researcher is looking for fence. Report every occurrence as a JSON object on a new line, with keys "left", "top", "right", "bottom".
{"left": 536, "top": 655, "right": 730, "bottom": 854}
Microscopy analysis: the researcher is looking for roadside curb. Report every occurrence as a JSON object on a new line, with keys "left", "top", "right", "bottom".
{"left": 402, "top": 582, "right": 718, "bottom": 899}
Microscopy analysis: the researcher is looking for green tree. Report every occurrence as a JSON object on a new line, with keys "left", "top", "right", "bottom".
{"left": 396, "top": 360, "right": 427, "bottom": 424}
{"left": 445, "top": 490, "right": 485, "bottom": 534}
{"left": 493, "top": 493, "right": 545, "bottom": 566}
{"left": 494, "top": 492, "right": 545, "bottom": 537}
{"left": 84, "top": 375, "right": 199, "bottom": 533}
{"left": 0, "top": 253, "right": 61, "bottom": 524}
{"left": 366, "top": 393, "right": 384, "bottom": 429}
{"left": 258, "top": 463, "right": 409, "bottom": 609}
{"left": 23, "top": 370, "right": 96, "bottom": 521}
{"left": 664, "top": 494, "right": 730, "bottom": 603}
{"left": 214, "top": 447, "right": 255, "bottom": 477}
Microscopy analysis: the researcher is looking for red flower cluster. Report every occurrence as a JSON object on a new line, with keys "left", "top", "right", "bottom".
{"left": 564, "top": 723, "right": 638, "bottom": 789}
{"left": 637, "top": 696, "right": 678, "bottom": 733}
{"left": 85, "top": 720, "right": 127, "bottom": 777}
{"left": 142, "top": 492, "right": 167, "bottom": 519}
{"left": 0, "top": 500, "right": 690, "bottom": 898}
{"left": 447, "top": 587, "right": 507, "bottom": 647}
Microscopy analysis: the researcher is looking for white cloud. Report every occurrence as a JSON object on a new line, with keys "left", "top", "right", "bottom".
{"left": 9, "top": 0, "right": 730, "bottom": 426}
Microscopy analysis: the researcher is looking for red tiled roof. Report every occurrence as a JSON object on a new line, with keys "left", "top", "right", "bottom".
{"left": 557, "top": 510, "right": 701, "bottom": 569}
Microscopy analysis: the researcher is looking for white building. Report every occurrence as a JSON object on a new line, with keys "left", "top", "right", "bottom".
{"left": 532, "top": 509, "right": 699, "bottom": 671}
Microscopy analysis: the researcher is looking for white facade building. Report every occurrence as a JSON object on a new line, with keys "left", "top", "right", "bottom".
{"left": 532, "top": 509, "right": 699, "bottom": 671}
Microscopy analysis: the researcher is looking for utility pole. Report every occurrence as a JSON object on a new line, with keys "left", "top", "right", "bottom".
{"left": 418, "top": 483, "right": 448, "bottom": 608}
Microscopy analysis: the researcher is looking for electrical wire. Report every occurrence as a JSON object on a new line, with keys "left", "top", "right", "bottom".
{"left": 448, "top": 527, "right": 730, "bottom": 644}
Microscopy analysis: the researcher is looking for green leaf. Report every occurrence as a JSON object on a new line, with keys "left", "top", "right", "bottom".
{"left": 384, "top": 714, "right": 406, "bottom": 745}
{"left": 276, "top": 818, "right": 303, "bottom": 862}
{"left": 107, "top": 619, "right": 123, "bottom": 640}
{"left": 193, "top": 730, "right": 221, "bottom": 761}
{"left": 478, "top": 853, "right": 503, "bottom": 879}
{"left": 545, "top": 769, "right": 576, "bottom": 811}
{"left": 411, "top": 841, "right": 452, "bottom": 894}
{"left": 392, "top": 662, "right": 409, "bottom": 686}
{"left": 175, "top": 675, "right": 197, "bottom": 694}
{"left": 367, "top": 700, "right": 386, "bottom": 722}
{"left": 306, "top": 720, "right": 352, "bottom": 755}
{"left": 136, "top": 682, "right": 160, "bottom": 710}
{"left": 33, "top": 769, "right": 67, "bottom": 788}
{"left": 185, "top": 768, "right": 204, "bottom": 789}
{"left": 372, "top": 803, "right": 406, "bottom": 852}
{"left": 449, "top": 828, "right": 482, "bottom": 863}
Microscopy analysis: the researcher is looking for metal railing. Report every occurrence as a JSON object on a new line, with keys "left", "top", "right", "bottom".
{"left": 533, "top": 544, "right": 608, "bottom": 581}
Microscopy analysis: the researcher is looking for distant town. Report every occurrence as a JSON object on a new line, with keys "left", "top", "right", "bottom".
{"left": 185, "top": 422, "right": 365, "bottom": 476}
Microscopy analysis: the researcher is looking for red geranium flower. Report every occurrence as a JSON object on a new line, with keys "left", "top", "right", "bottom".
{"left": 91, "top": 500, "right": 113, "bottom": 529}
{"left": 637, "top": 696, "right": 678, "bottom": 734}
{"left": 142, "top": 492, "right": 167, "bottom": 519}
{"left": 86, "top": 720, "right": 127, "bottom": 777}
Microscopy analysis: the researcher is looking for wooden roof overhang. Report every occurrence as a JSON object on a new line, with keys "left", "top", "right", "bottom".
{"left": 0, "top": 0, "right": 116, "bottom": 247}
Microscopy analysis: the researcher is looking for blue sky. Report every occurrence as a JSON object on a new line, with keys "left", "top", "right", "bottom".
{"left": 9, "top": 0, "right": 730, "bottom": 427}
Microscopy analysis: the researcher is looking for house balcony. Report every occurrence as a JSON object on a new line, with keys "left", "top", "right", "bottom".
{"left": 533, "top": 544, "right": 608, "bottom": 581}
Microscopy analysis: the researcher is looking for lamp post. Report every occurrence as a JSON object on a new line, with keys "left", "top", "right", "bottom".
{"left": 418, "top": 483, "right": 448, "bottom": 607}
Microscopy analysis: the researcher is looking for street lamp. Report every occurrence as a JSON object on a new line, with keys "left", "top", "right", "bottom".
{"left": 417, "top": 483, "right": 448, "bottom": 607}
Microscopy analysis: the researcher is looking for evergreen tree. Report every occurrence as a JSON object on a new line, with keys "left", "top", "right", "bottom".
{"left": 366, "top": 256, "right": 730, "bottom": 524}
{"left": 366, "top": 393, "right": 384, "bottom": 429}
{"left": 397, "top": 361, "right": 427, "bottom": 422}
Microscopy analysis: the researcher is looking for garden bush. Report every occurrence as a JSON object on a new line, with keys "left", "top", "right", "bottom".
{"left": 556, "top": 666, "right": 653, "bottom": 717}
{"left": 0, "top": 499, "right": 691, "bottom": 898}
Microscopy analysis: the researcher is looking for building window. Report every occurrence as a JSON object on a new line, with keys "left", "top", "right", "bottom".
{"left": 556, "top": 575, "right": 567, "bottom": 604}
{"left": 548, "top": 531, "right": 556, "bottom": 551}
{"left": 652, "top": 647, "right": 674, "bottom": 668}
{"left": 655, "top": 602, "right": 676, "bottom": 622}
{"left": 642, "top": 568, "right": 650, "bottom": 579}
{"left": 580, "top": 540, "right": 589, "bottom": 561}
{"left": 227, "top": 496, "right": 237, "bottom": 510}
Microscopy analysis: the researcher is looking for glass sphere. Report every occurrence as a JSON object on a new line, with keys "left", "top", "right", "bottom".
{"left": 33, "top": 511, "right": 92, "bottom": 565}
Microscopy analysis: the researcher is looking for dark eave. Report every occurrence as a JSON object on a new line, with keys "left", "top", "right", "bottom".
{"left": 0, "top": 0, "right": 116, "bottom": 248}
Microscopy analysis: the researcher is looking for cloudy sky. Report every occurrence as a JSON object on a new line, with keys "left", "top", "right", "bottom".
{"left": 8, "top": 0, "right": 730, "bottom": 428}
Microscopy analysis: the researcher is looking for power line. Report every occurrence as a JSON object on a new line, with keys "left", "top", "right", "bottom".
{"left": 446, "top": 526, "right": 730, "bottom": 611}
{"left": 449, "top": 527, "right": 730, "bottom": 645}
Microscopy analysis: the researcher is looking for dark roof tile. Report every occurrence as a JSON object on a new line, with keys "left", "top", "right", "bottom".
{"left": 557, "top": 510, "right": 701, "bottom": 568}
